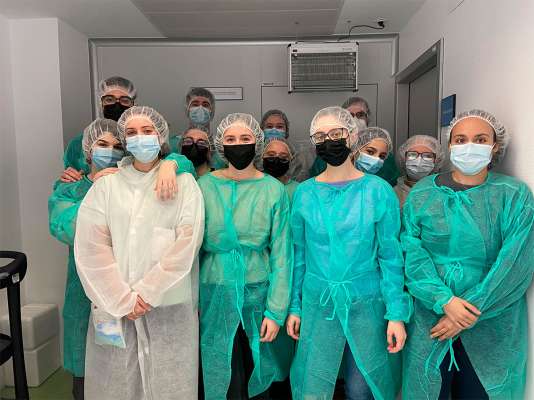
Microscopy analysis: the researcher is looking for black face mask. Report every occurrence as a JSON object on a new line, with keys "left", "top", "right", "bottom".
{"left": 181, "top": 143, "right": 209, "bottom": 167}
{"left": 315, "top": 139, "right": 351, "bottom": 167}
{"left": 103, "top": 103, "right": 130, "bottom": 121}
{"left": 263, "top": 157, "right": 290, "bottom": 178}
{"left": 223, "top": 144, "right": 256, "bottom": 170}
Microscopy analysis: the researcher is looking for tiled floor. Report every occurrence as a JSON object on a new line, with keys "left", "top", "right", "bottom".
{"left": 1, "top": 368, "right": 71, "bottom": 400}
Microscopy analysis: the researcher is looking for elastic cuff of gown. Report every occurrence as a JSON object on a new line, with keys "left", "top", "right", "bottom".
{"left": 432, "top": 294, "right": 454, "bottom": 315}
{"left": 288, "top": 308, "right": 301, "bottom": 318}
{"left": 131, "top": 284, "right": 161, "bottom": 309}
{"left": 264, "top": 310, "right": 285, "bottom": 327}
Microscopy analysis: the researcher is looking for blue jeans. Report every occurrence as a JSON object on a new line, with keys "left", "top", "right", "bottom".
{"left": 343, "top": 344, "right": 374, "bottom": 400}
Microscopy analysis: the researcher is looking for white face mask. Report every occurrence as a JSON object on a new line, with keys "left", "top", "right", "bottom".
{"left": 450, "top": 143, "right": 494, "bottom": 175}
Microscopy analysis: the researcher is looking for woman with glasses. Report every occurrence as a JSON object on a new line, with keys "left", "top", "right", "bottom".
{"left": 288, "top": 106, "right": 412, "bottom": 400}
{"left": 395, "top": 135, "right": 444, "bottom": 208}
{"left": 402, "top": 110, "right": 534, "bottom": 399}
{"left": 59, "top": 76, "right": 136, "bottom": 184}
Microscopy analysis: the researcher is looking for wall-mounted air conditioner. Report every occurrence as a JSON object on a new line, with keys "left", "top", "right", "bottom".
{"left": 288, "top": 41, "right": 359, "bottom": 93}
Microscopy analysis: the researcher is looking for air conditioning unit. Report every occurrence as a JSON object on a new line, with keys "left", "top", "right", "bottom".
{"left": 288, "top": 41, "right": 358, "bottom": 93}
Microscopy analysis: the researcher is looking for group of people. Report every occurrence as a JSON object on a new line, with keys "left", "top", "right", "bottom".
{"left": 48, "top": 76, "right": 534, "bottom": 400}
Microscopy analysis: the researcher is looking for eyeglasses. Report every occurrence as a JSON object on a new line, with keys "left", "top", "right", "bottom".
{"left": 310, "top": 128, "right": 348, "bottom": 145}
{"left": 353, "top": 111, "right": 368, "bottom": 120}
{"left": 101, "top": 95, "right": 134, "bottom": 107}
{"left": 182, "top": 137, "right": 209, "bottom": 149}
{"left": 405, "top": 151, "right": 436, "bottom": 162}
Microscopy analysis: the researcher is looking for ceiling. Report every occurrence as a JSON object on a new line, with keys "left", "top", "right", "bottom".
{"left": 0, "top": 0, "right": 426, "bottom": 39}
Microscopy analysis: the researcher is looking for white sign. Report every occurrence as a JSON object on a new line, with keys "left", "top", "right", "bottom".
{"left": 204, "top": 87, "right": 243, "bottom": 101}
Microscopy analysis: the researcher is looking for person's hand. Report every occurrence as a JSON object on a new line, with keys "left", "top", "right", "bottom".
{"left": 155, "top": 160, "right": 178, "bottom": 201}
{"left": 90, "top": 167, "right": 119, "bottom": 182}
{"left": 126, "top": 296, "right": 152, "bottom": 321}
{"left": 431, "top": 316, "right": 463, "bottom": 341}
{"left": 386, "top": 321, "right": 407, "bottom": 353}
{"left": 260, "top": 317, "right": 280, "bottom": 342}
{"left": 286, "top": 314, "right": 301, "bottom": 340}
{"left": 60, "top": 167, "right": 83, "bottom": 183}
{"left": 443, "top": 297, "right": 481, "bottom": 329}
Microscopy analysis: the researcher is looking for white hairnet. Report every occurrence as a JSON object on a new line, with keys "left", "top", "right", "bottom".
{"left": 215, "top": 113, "right": 264, "bottom": 163}
{"left": 98, "top": 76, "right": 136, "bottom": 99}
{"left": 356, "top": 127, "right": 393, "bottom": 153}
{"left": 342, "top": 96, "right": 371, "bottom": 115}
{"left": 309, "top": 106, "right": 364, "bottom": 152}
{"left": 263, "top": 137, "right": 296, "bottom": 160}
{"left": 82, "top": 118, "right": 120, "bottom": 159}
{"left": 185, "top": 87, "right": 215, "bottom": 116}
{"left": 397, "top": 135, "right": 444, "bottom": 172}
{"left": 448, "top": 109, "right": 508, "bottom": 164}
{"left": 117, "top": 106, "right": 169, "bottom": 146}
{"left": 261, "top": 109, "right": 290, "bottom": 137}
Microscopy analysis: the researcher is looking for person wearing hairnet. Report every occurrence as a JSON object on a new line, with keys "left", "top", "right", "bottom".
{"left": 261, "top": 109, "right": 290, "bottom": 141}
{"left": 169, "top": 87, "right": 216, "bottom": 153}
{"left": 162, "top": 125, "right": 213, "bottom": 178}
{"left": 262, "top": 137, "right": 299, "bottom": 201}
{"left": 48, "top": 118, "right": 123, "bottom": 399}
{"left": 401, "top": 110, "right": 534, "bottom": 399}
{"left": 310, "top": 97, "right": 400, "bottom": 186}
{"left": 74, "top": 106, "right": 205, "bottom": 400}
{"left": 353, "top": 127, "right": 392, "bottom": 175}
{"left": 59, "top": 76, "right": 137, "bottom": 184}
{"left": 395, "top": 135, "right": 444, "bottom": 208}
{"left": 197, "top": 113, "right": 292, "bottom": 399}
{"left": 288, "top": 106, "right": 412, "bottom": 400}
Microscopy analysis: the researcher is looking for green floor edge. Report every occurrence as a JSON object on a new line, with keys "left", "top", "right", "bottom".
{"left": 1, "top": 368, "right": 71, "bottom": 400}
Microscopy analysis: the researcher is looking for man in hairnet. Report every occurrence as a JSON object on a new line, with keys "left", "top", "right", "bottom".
{"left": 59, "top": 76, "right": 137, "bottom": 184}
{"left": 48, "top": 118, "right": 123, "bottom": 399}
{"left": 197, "top": 113, "right": 292, "bottom": 399}
{"left": 74, "top": 106, "right": 205, "bottom": 400}
{"left": 288, "top": 106, "right": 411, "bottom": 400}
{"left": 402, "top": 109, "right": 534, "bottom": 399}
{"left": 394, "top": 135, "right": 444, "bottom": 208}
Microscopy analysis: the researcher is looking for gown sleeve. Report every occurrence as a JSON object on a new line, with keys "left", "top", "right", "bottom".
{"left": 402, "top": 193, "right": 455, "bottom": 315}
{"left": 74, "top": 178, "right": 137, "bottom": 318}
{"left": 289, "top": 188, "right": 306, "bottom": 317}
{"left": 132, "top": 174, "right": 205, "bottom": 307}
{"left": 264, "top": 188, "right": 293, "bottom": 326}
{"left": 376, "top": 186, "right": 412, "bottom": 322}
{"left": 463, "top": 185, "right": 534, "bottom": 320}
{"left": 48, "top": 179, "right": 92, "bottom": 246}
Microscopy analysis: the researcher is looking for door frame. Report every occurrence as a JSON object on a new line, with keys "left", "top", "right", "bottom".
{"left": 394, "top": 39, "right": 444, "bottom": 149}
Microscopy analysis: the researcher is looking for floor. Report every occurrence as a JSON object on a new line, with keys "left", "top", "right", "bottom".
{"left": 1, "top": 368, "right": 71, "bottom": 400}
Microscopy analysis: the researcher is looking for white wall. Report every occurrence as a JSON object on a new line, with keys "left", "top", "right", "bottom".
{"left": 400, "top": 0, "right": 534, "bottom": 397}
{"left": 9, "top": 18, "right": 68, "bottom": 310}
{"left": 58, "top": 19, "right": 93, "bottom": 146}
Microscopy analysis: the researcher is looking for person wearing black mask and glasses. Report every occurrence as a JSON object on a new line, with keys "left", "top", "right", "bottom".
{"left": 58, "top": 76, "right": 137, "bottom": 183}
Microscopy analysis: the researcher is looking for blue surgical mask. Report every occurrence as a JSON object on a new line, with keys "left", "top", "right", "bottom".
{"left": 450, "top": 143, "right": 493, "bottom": 176}
{"left": 356, "top": 152, "right": 384, "bottom": 174}
{"left": 405, "top": 157, "right": 435, "bottom": 181}
{"left": 92, "top": 147, "right": 124, "bottom": 170}
{"left": 189, "top": 106, "right": 211, "bottom": 125}
{"left": 126, "top": 135, "right": 161, "bottom": 163}
{"left": 263, "top": 128, "right": 286, "bottom": 140}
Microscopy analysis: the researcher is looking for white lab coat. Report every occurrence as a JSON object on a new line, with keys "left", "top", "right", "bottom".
{"left": 74, "top": 157, "right": 204, "bottom": 400}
